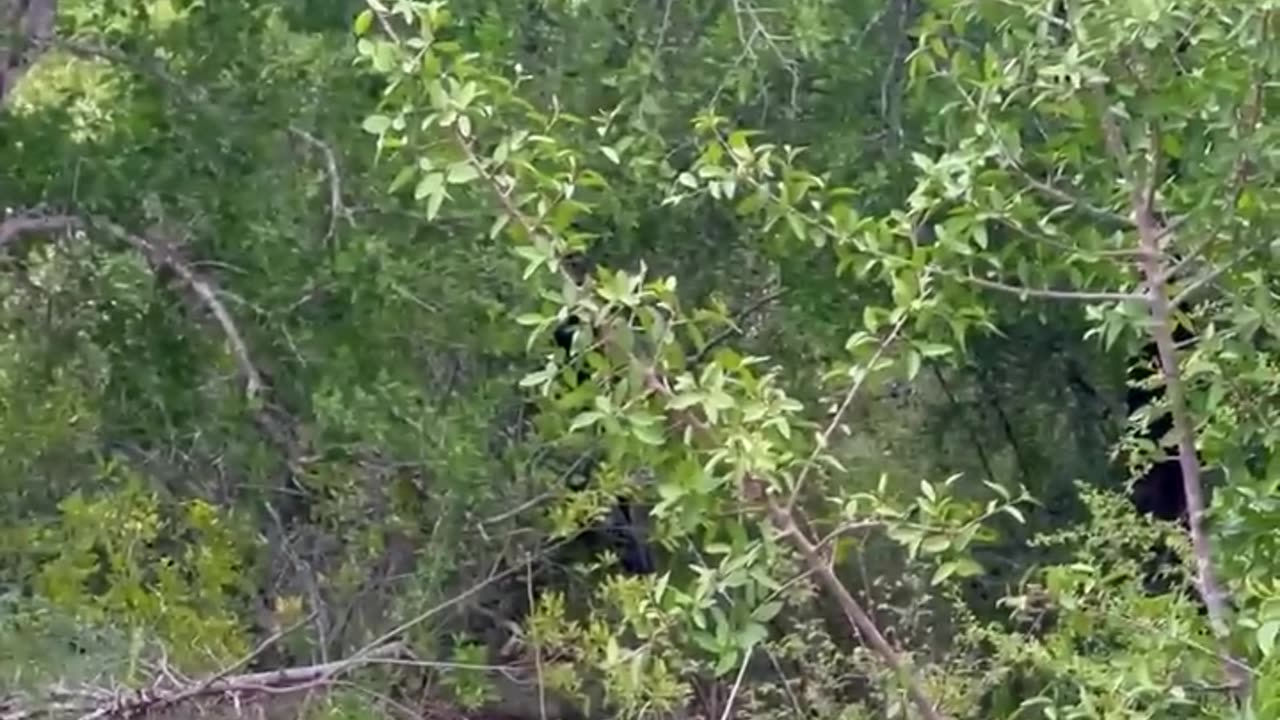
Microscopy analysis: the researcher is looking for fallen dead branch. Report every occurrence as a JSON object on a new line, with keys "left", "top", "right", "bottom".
{"left": 0, "top": 643, "right": 409, "bottom": 720}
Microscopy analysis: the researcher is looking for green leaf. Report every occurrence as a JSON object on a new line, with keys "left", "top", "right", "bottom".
{"left": 737, "top": 621, "right": 768, "bottom": 650}
{"left": 785, "top": 213, "right": 806, "bottom": 242}
{"left": 931, "top": 561, "right": 958, "bottom": 586}
{"left": 751, "top": 601, "right": 784, "bottom": 623}
{"left": 446, "top": 162, "right": 480, "bottom": 185}
{"left": 570, "top": 411, "right": 604, "bottom": 432}
{"left": 426, "top": 188, "right": 445, "bottom": 220}
{"left": 414, "top": 172, "right": 444, "bottom": 201}
{"left": 916, "top": 342, "right": 952, "bottom": 358}
{"left": 920, "top": 535, "right": 950, "bottom": 555}
{"left": 488, "top": 214, "right": 510, "bottom": 240}
{"left": 1259, "top": 620, "right": 1280, "bottom": 657}
{"left": 631, "top": 422, "right": 665, "bottom": 446}
{"left": 919, "top": 479, "right": 936, "bottom": 502}
{"left": 519, "top": 368, "right": 555, "bottom": 387}
{"left": 388, "top": 165, "right": 416, "bottom": 194}
{"left": 714, "top": 648, "right": 740, "bottom": 676}
{"left": 953, "top": 556, "right": 983, "bottom": 577}
{"left": 904, "top": 349, "right": 922, "bottom": 381}
{"left": 362, "top": 115, "right": 392, "bottom": 135}
{"left": 353, "top": 9, "right": 374, "bottom": 36}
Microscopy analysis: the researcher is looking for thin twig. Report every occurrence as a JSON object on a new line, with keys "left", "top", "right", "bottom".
{"left": 351, "top": 540, "right": 567, "bottom": 662}
{"left": 1171, "top": 243, "right": 1264, "bottom": 309}
{"left": 690, "top": 287, "right": 788, "bottom": 365}
{"left": 288, "top": 126, "right": 354, "bottom": 250}
{"left": 929, "top": 362, "right": 999, "bottom": 487}
{"left": 528, "top": 554, "right": 548, "bottom": 720}
{"left": 960, "top": 274, "right": 1142, "bottom": 303}
{"left": 787, "top": 311, "right": 910, "bottom": 510}
{"left": 717, "top": 646, "right": 753, "bottom": 720}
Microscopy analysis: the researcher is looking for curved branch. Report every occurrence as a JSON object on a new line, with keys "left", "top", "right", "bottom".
{"left": 0, "top": 209, "right": 302, "bottom": 468}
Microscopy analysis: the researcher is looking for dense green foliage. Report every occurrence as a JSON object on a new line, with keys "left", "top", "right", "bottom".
{"left": 2, "top": 1, "right": 1279, "bottom": 718}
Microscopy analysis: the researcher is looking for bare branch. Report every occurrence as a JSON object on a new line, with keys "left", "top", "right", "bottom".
{"left": 288, "top": 126, "right": 354, "bottom": 250}
{"left": 98, "top": 217, "right": 267, "bottom": 398}
{"left": 3, "top": 210, "right": 264, "bottom": 395}
{"left": 1013, "top": 168, "right": 1135, "bottom": 228}
{"left": 1171, "top": 243, "right": 1264, "bottom": 309}
{"left": 689, "top": 287, "right": 788, "bottom": 365}
{"left": 0, "top": 212, "right": 78, "bottom": 246}
{"left": 1140, "top": 124, "right": 1161, "bottom": 218}
{"left": 948, "top": 80, "right": 1132, "bottom": 228}
{"left": 0, "top": 644, "right": 408, "bottom": 720}
{"left": 351, "top": 538, "right": 569, "bottom": 661}
{"left": 1095, "top": 90, "right": 1134, "bottom": 186}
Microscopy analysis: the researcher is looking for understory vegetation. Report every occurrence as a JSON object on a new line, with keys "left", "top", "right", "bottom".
{"left": 2, "top": 1, "right": 1280, "bottom": 718}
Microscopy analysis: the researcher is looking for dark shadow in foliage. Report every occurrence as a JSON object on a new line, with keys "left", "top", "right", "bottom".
{"left": 547, "top": 314, "right": 656, "bottom": 576}
{"left": 1124, "top": 322, "right": 1201, "bottom": 598}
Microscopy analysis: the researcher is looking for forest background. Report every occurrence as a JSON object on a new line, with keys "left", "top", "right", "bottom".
{"left": 2, "top": 0, "right": 1280, "bottom": 718}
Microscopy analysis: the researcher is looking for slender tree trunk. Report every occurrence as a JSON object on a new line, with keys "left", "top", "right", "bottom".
{"left": 1132, "top": 205, "right": 1248, "bottom": 693}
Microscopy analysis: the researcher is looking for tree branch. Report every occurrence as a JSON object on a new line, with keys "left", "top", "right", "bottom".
{"left": 761, "top": 490, "right": 947, "bottom": 720}
{"left": 1013, "top": 168, "right": 1135, "bottom": 228}
{"left": 288, "top": 126, "right": 355, "bottom": 251}
{"left": 0, "top": 211, "right": 267, "bottom": 397}
{"left": 1, "top": 644, "right": 408, "bottom": 720}
{"left": 1122, "top": 124, "right": 1248, "bottom": 695}
{"left": 959, "top": 273, "right": 1142, "bottom": 303}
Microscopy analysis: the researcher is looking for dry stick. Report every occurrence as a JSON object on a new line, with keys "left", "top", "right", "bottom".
{"left": 527, "top": 554, "right": 548, "bottom": 720}
{"left": 287, "top": 126, "right": 354, "bottom": 250}
{"left": 717, "top": 646, "right": 753, "bottom": 720}
{"left": 929, "top": 362, "right": 999, "bottom": 488}
{"left": 0, "top": 0, "right": 56, "bottom": 108}
{"left": 351, "top": 538, "right": 569, "bottom": 662}
{"left": 689, "top": 287, "right": 788, "bottom": 365}
{"left": 2, "top": 644, "right": 408, "bottom": 720}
